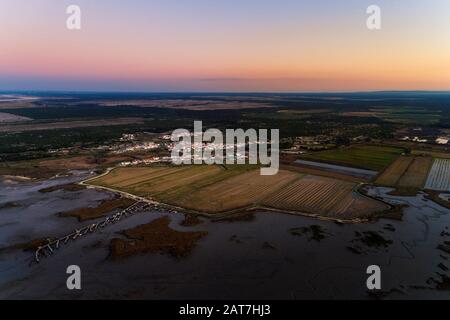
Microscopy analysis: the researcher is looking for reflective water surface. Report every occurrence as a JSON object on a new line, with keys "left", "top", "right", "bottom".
{"left": 0, "top": 173, "right": 448, "bottom": 299}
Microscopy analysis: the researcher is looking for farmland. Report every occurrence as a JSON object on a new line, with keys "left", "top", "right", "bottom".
{"left": 90, "top": 165, "right": 260, "bottom": 199}
{"left": 91, "top": 165, "right": 224, "bottom": 198}
{"left": 340, "top": 106, "right": 443, "bottom": 125}
{"left": 375, "top": 156, "right": 433, "bottom": 191}
{"left": 0, "top": 118, "right": 145, "bottom": 133}
{"left": 425, "top": 159, "right": 450, "bottom": 191}
{"left": 300, "top": 145, "right": 405, "bottom": 171}
{"left": 375, "top": 157, "right": 414, "bottom": 186}
{"left": 397, "top": 157, "right": 433, "bottom": 188}
{"left": 412, "top": 150, "right": 450, "bottom": 159}
{"left": 0, "top": 112, "right": 32, "bottom": 123}
{"left": 87, "top": 165, "right": 390, "bottom": 220}
{"left": 170, "top": 169, "right": 300, "bottom": 213}
{"left": 294, "top": 159, "right": 377, "bottom": 180}
{"left": 369, "top": 107, "right": 443, "bottom": 125}
{"left": 261, "top": 175, "right": 389, "bottom": 219}
{"left": 279, "top": 164, "right": 364, "bottom": 183}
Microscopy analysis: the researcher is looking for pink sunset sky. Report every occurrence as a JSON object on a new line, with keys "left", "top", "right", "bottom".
{"left": 1, "top": 0, "right": 450, "bottom": 92}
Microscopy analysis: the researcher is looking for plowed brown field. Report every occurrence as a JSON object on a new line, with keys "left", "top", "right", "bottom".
{"left": 375, "top": 156, "right": 432, "bottom": 189}
{"left": 375, "top": 157, "right": 413, "bottom": 186}
{"left": 397, "top": 157, "right": 433, "bottom": 188}
{"left": 262, "top": 175, "right": 388, "bottom": 219}
{"left": 171, "top": 170, "right": 300, "bottom": 213}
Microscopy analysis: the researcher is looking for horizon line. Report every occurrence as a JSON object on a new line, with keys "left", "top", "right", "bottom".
{"left": 2, "top": 89, "right": 450, "bottom": 95}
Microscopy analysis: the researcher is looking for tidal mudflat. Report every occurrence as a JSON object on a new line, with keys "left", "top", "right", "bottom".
{"left": 0, "top": 175, "right": 448, "bottom": 299}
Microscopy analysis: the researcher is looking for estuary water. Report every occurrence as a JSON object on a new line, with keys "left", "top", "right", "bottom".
{"left": 0, "top": 173, "right": 448, "bottom": 299}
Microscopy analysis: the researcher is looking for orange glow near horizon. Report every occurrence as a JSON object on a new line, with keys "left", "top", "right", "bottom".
{"left": 1, "top": 0, "right": 450, "bottom": 91}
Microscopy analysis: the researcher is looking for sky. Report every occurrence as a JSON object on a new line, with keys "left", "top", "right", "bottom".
{"left": 1, "top": 0, "right": 450, "bottom": 92}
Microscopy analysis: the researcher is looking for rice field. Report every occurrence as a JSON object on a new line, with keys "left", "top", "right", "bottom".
{"left": 375, "top": 156, "right": 413, "bottom": 186}
{"left": 300, "top": 145, "right": 404, "bottom": 171}
{"left": 397, "top": 157, "right": 433, "bottom": 188}
{"left": 412, "top": 150, "right": 450, "bottom": 159}
{"left": 425, "top": 159, "right": 450, "bottom": 191}
{"left": 89, "top": 165, "right": 259, "bottom": 198}
{"left": 90, "top": 166, "right": 223, "bottom": 197}
{"left": 262, "top": 175, "right": 389, "bottom": 219}
{"left": 92, "top": 167, "right": 184, "bottom": 187}
{"left": 294, "top": 159, "right": 377, "bottom": 180}
{"left": 87, "top": 165, "right": 390, "bottom": 219}
{"left": 376, "top": 156, "right": 433, "bottom": 189}
{"left": 171, "top": 170, "right": 300, "bottom": 213}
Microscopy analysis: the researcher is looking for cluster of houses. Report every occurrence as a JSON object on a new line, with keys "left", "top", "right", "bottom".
{"left": 400, "top": 135, "right": 449, "bottom": 145}
{"left": 281, "top": 135, "right": 334, "bottom": 154}
{"left": 113, "top": 141, "right": 159, "bottom": 154}
{"left": 119, "top": 156, "right": 172, "bottom": 167}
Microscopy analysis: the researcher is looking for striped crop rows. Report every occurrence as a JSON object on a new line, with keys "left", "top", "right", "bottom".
{"left": 262, "top": 175, "right": 388, "bottom": 218}
{"left": 425, "top": 159, "right": 450, "bottom": 191}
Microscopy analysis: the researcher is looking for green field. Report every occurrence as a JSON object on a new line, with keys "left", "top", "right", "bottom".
{"left": 301, "top": 145, "right": 405, "bottom": 171}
